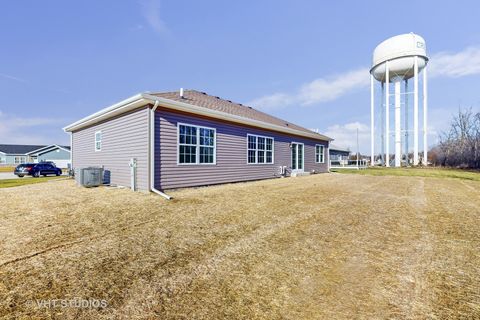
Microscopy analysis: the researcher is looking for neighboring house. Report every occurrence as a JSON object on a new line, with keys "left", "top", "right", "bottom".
{"left": 0, "top": 144, "right": 71, "bottom": 168}
{"left": 64, "top": 90, "right": 332, "bottom": 193}
{"left": 329, "top": 145, "right": 350, "bottom": 161}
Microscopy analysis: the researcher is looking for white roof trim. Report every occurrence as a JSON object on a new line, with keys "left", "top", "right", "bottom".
{"left": 64, "top": 93, "right": 333, "bottom": 141}
{"left": 26, "top": 144, "right": 70, "bottom": 156}
{"left": 26, "top": 145, "right": 53, "bottom": 155}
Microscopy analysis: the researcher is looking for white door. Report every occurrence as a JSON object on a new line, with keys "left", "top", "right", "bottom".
{"left": 291, "top": 143, "right": 304, "bottom": 173}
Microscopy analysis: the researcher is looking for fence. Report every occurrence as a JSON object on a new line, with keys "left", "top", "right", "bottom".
{"left": 330, "top": 159, "right": 368, "bottom": 170}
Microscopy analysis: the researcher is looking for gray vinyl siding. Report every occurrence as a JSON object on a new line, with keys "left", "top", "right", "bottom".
{"left": 72, "top": 108, "right": 150, "bottom": 190}
{"left": 155, "top": 108, "right": 329, "bottom": 190}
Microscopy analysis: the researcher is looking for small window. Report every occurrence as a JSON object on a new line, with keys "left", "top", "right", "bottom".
{"left": 178, "top": 123, "right": 216, "bottom": 164}
{"left": 247, "top": 134, "right": 274, "bottom": 164}
{"left": 14, "top": 156, "right": 26, "bottom": 164}
{"left": 95, "top": 131, "right": 102, "bottom": 151}
{"left": 315, "top": 145, "right": 325, "bottom": 163}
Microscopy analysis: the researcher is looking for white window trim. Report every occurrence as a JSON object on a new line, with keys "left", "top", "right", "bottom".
{"left": 177, "top": 122, "right": 217, "bottom": 165}
{"left": 315, "top": 144, "right": 325, "bottom": 163}
{"left": 291, "top": 141, "right": 305, "bottom": 171}
{"left": 95, "top": 130, "right": 102, "bottom": 152}
{"left": 246, "top": 133, "right": 275, "bottom": 165}
{"left": 14, "top": 156, "right": 26, "bottom": 164}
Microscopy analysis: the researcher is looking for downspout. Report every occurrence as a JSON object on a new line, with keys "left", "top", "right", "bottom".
{"left": 150, "top": 100, "right": 172, "bottom": 200}
{"left": 69, "top": 132, "right": 73, "bottom": 174}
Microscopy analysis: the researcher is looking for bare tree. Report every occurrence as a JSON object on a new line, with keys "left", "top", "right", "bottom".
{"left": 433, "top": 108, "right": 480, "bottom": 168}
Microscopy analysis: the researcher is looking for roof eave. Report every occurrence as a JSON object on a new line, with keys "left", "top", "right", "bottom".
{"left": 29, "top": 144, "right": 71, "bottom": 156}
{"left": 64, "top": 93, "right": 333, "bottom": 141}
{"left": 142, "top": 94, "right": 333, "bottom": 141}
{"left": 63, "top": 94, "right": 147, "bottom": 132}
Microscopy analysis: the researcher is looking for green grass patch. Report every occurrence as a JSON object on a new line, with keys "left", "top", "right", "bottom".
{"left": 332, "top": 167, "right": 480, "bottom": 181}
{"left": 0, "top": 167, "right": 15, "bottom": 173}
{"left": 0, "top": 176, "right": 65, "bottom": 188}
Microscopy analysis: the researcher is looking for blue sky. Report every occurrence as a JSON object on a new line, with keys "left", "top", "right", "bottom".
{"left": 1, "top": 0, "right": 480, "bottom": 153}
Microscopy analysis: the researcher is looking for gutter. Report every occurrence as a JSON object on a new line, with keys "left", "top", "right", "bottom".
{"left": 149, "top": 100, "right": 172, "bottom": 200}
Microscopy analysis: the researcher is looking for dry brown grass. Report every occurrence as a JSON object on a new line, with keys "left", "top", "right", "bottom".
{"left": 0, "top": 173, "right": 479, "bottom": 319}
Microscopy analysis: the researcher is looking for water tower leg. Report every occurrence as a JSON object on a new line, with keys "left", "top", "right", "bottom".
{"left": 385, "top": 61, "right": 390, "bottom": 167}
{"left": 423, "top": 65, "right": 428, "bottom": 165}
{"left": 394, "top": 80, "right": 401, "bottom": 167}
{"left": 381, "top": 82, "right": 385, "bottom": 166}
{"left": 404, "top": 80, "right": 409, "bottom": 165}
{"left": 413, "top": 56, "right": 419, "bottom": 165}
{"left": 370, "top": 75, "right": 375, "bottom": 166}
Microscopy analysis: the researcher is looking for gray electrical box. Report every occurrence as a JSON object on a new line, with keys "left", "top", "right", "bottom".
{"left": 77, "top": 167, "right": 104, "bottom": 187}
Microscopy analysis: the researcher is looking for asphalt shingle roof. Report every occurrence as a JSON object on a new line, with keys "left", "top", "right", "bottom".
{"left": 151, "top": 90, "right": 331, "bottom": 141}
{"left": 0, "top": 144, "right": 46, "bottom": 154}
{"left": 0, "top": 144, "right": 70, "bottom": 155}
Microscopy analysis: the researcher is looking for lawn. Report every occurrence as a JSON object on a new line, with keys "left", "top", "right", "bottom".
{"left": 332, "top": 166, "right": 480, "bottom": 181}
{"left": 0, "top": 176, "right": 65, "bottom": 188}
{"left": 0, "top": 173, "right": 479, "bottom": 319}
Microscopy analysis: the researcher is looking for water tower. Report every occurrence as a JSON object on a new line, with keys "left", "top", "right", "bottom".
{"left": 370, "top": 33, "right": 428, "bottom": 167}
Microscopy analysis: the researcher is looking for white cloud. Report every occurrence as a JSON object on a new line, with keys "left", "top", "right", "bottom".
{"left": 429, "top": 47, "right": 480, "bottom": 78}
{"left": 248, "top": 93, "right": 295, "bottom": 110}
{"left": 298, "top": 68, "right": 369, "bottom": 105}
{"left": 249, "top": 46, "right": 480, "bottom": 111}
{"left": 324, "top": 121, "right": 370, "bottom": 153}
{"left": 249, "top": 68, "right": 369, "bottom": 110}
{"left": 0, "top": 73, "right": 26, "bottom": 83}
{"left": 139, "top": 0, "right": 168, "bottom": 35}
{"left": 0, "top": 112, "right": 66, "bottom": 144}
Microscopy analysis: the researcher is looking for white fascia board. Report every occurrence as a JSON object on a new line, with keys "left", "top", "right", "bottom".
{"left": 64, "top": 93, "right": 333, "bottom": 141}
{"left": 35, "top": 145, "right": 71, "bottom": 156}
{"left": 26, "top": 145, "right": 54, "bottom": 155}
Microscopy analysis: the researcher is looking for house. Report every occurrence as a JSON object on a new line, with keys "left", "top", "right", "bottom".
{"left": 0, "top": 144, "right": 71, "bottom": 168}
{"left": 64, "top": 90, "right": 332, "bottom": 195}
{"left": 329, "top": 145, "right": 350, "bottom": 161}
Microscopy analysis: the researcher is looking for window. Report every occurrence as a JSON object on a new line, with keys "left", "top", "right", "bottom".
{"left": 247, "top": 134, "right": 274, "bottom": 164}
{"left": 315, "top": 144, "right": 325, "bottom": 163}
{"left": 178, "top": 123, "right": 216, "bottom": 164}
{"left": 95, "top": 131, "right": 102, "bottom": 151}
{"left": 14, "top": 156, "right": 26, "bottom": 164}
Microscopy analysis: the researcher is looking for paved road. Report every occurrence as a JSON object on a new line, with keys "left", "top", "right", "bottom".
{"left": 0, "top": 172, "right": 67, "bottom": 180}
{"left": 0, "top": 172, "right": 21, "bottom": 180}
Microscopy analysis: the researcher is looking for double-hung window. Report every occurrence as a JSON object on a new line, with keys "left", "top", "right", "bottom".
{"left": 178, "top": 123, "right": 216, "bottom": 164}
{"left": 95, "top": 131, "right": 102, "bottom": 151}
{"left": 14, "top": 156, "right": 26, "bottom": 164}
{"left": 315, "top": 144, "right": 325, "bottom": 163}
{"left": 247, "top": 134, "right": 274, "bottom": 164}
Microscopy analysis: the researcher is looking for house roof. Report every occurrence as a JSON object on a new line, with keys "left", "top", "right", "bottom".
{"left": 64, "top": 90, "right": 333, "bottom": 141}
{"left": 0, "top": 144, "right": 70, "bottom": 155}
{"left": 27, "top": 144, "right": 71, "bottom": 155}
{"left": 329, "top": 145, "right": 350, "bottom": 153}
{"left": 151, "top": 90, "right": 327, "bottom": 138}
{"left": 0, "top": 144, "right": 47, "bottom": 154}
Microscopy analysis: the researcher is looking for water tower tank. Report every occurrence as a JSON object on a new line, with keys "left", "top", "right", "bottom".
{"left": 371, "top": 33, "right": 428, "bottom": 82}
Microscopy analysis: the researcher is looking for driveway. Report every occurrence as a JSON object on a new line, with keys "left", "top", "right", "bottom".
{"left": 0, "top": 172, "right": 24, "bottom": 180}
